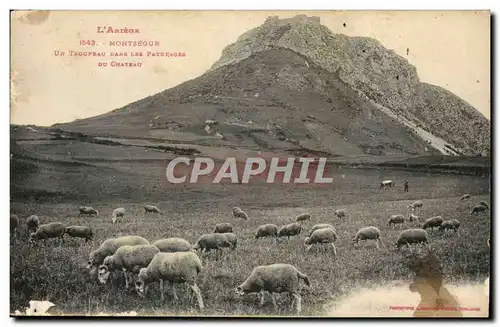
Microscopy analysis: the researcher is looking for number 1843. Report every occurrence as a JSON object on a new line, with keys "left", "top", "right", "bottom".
{"left": 80, "top": 40, "right": 96, "bottom": 46}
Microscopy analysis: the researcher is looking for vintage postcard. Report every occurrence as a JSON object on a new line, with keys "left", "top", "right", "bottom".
{"left": 10, "top": 10, "right": 491, "bottom": 318}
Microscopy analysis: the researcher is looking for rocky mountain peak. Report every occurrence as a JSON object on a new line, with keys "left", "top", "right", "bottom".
{"left": 211, "top": 15, "right": 421, "bottom": 113}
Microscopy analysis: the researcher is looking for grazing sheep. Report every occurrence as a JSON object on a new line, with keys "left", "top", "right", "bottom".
{"left": 232, "top": 207, "right": 248, "bottom": 220}
{"left": 408, "top": 200, "right": 423, "bottom": 211}
{"left": 222, "top": 233, "right": 237, "bottom": 250}
{"left": 479, "top": 201, "right": 489, "bottom": 209}
{"left": 112, "top": 207, "right": 126, "bottom": 223}
{"left": 192, "top": 233, "right": 232, "bottom": 253}
{"left": 407, "top": 252, "right": 462, "bottom": 317}
{"left": 64, "top": 226, "right": 94, "bottom": 242}
{"left": 304, "top": 228, "right": 338, "bottom": 254}
{"left": 408, "top": 213, "right": 419, "bottom": 222}
{"left": 26, "top": 215, "right": 40, "bottom": 233}
{"left": 29, "top": 222, "right": 66, "bottom": 244}
{"left": 295, "top": 213, "right": 311, "bottom": 223}
{"left": 213, "top": 223, "right": 233, "bottom": 234}
{"left": 254, "top": 224, "right": 278, "bottom": 239}
{"left": 135, "top": 251, "right": 204, "bottom": 310}
{"left": 439, "top": 219, "right": 460, "bottom": 233}
{"left": 380, "top": 180, "right": 393, "bottom": 189}
{"left": 388, "top": 214, "right": 405, "bottom": 227}
{"left": 98, "top": 244, "right": 160, "bottom": 289}
{"left": 308, "top": 224, "right": 337, "bottom": 237}
{"left": 144, "top": 205, "right": 160, "bottom": 214}
{"left": 422, "top": 216, "right": 444, "bottom": 231}
{"left": 79, "top": 206, "right": 99, "bottom": 217}
{"left": 352, "top": 226, "right": 383, "bottom": 249}
{"left": 86, "top": 236, "right": 150, "bottom": 275}
{"left": 460, "top": 194, "right": 471, "bottom": 200}
{"left": 235, "top": 263, "right": 310, "bottom": 315}
{"left": 277, "top": 222, "right": 302, "bottom": 240}
{"left": 471, "top": 204, "right": 488, "bottom": 215}
{"left": 334, "top": 209, "right": 346, "bottom": 218}
{"left": 10, "top": 214, "right": 19, "bottom": 235}
{"left": 152, "top": 238, "right": 191, "bottom": 253}
{"left": 396, "top": 228, "right": 428, "bottom": 249}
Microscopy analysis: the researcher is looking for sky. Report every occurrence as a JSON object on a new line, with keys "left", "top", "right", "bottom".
{"left": 10, "top": 10, "right": 490, "bottom": 126}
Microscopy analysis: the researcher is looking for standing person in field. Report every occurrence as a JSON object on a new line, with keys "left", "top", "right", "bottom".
{"left": 404, "top": 180, "right": 409, "bottom": 192}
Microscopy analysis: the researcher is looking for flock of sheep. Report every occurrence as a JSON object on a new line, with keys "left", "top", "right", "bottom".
{"left": 9, "top": 191, "right": 490, "bottom": 316}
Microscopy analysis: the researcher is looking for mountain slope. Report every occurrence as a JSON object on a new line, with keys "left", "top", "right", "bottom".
{"left": 55, "top": 15, "right": 489, "bottom": 157}
{"left": 56, "top": 47, "right": 437, "bottom": 157}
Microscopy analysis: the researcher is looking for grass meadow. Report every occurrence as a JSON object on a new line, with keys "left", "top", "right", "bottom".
{"left": 10, "top": 162, "right": 491, "bottom": 317}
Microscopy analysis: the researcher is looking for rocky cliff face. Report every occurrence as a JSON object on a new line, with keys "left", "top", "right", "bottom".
{"left": 211, "top": 15, "right": 490, "bottom": 156}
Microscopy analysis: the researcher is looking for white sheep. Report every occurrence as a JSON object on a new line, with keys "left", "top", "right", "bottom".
{"left": 295, "top": 213, "right": 311, "bottom": 223}
{"left": 64, "top": 226, "right": 94, "bottom": 242}
{"left": 439, "top": 219, "right": 460, "bottom": 233}
{"left": 213, "top": 223, "right": 233, "bottom": 233}
{"left": 86, "top": 235, "right": 150, "bottom": 276}
{"left": 144, "top": 205, "right": 161, "bottom": 214}
{"left": 408, "top": 200, "right": 423, "bottom": 211}
{"left": 422, "top": 216, "right": 444, "bottom": 231}
{"left": 308, "top": 224, "right": 337, "bottom": 237}
{"left": 79, "top": 206, "right": 99, "bottom": 217}
{"left": 235, "top": 263, "right": 310, "bottom": 315}
{"left": 304, "top": 228, "right": 338, "bottom": 254}
{"left": 379, "top": 180, "right": 393, "bottom": 189}
{"left": 222, "top": 232, "right": 237, "bottom": 250}
{"left": 98, "top": 244, "right": 160, "bottom": 289}
{"left": 152, "top": 238, "right": 191, "bottom": 253}
{"left": 334, "top": 209, "right": 346, "bottom": 218}
{"left": 460, "top": 194, "right": 471, "bottom": 200}
{"left": 352, "top": 226, "right": 383, "bottom": 248}
{"left": 192, "top": 233, "right": 232, "bottom": 254}
{"left": 29, "top": 222, "right": 66, "bottom": 245}
{"left": 277, "top": 222, "right": 302, "bottom": 240}
{"left": 232, "top": 207, "right": 248, "bottom": 220}
{"left": 396, "top": 228, "right": 428, "bottom": 249}
{"left": 135, "top": 251, "right": 204, "bottom": 309}
{"left": 26, "top": 215, "right": 40, "bottom": 233}
{"left": 388, "top": 214, "right": 405, "bottom": 228}
{"left": 254, "top": 224, "right": 278, "bottom": 239}
{"left": 112, "top": 207, "right": 126, "bottom": 223}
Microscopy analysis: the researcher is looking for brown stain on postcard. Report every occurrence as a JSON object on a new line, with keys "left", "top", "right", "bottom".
{"left": 17, "top": 10, "right": 50, "bottom": 25}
